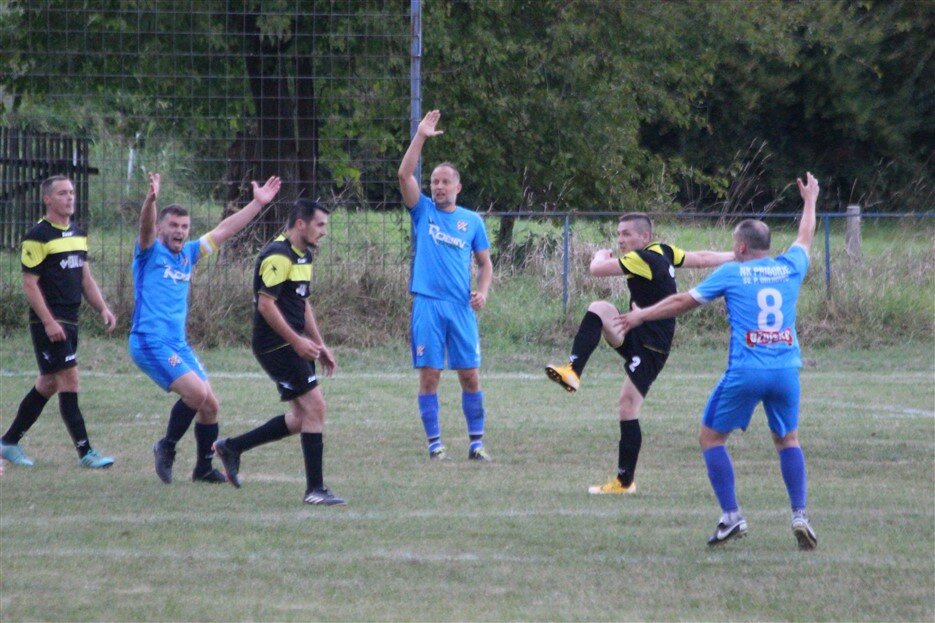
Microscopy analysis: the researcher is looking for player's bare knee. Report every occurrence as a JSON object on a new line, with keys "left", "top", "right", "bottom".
{"left": 35, "top": 375, "right": 58, "bottom": 397}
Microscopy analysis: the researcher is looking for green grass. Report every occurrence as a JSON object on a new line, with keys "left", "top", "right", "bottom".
{"left": 1, "top": 337, "right": 932, "bottom": 621}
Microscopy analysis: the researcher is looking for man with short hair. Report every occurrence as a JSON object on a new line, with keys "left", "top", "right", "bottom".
{"left": 546, "top": 213, "right": 734, "bottom": 494}
{"left": 1, "top": 175, "right": 117, "bottom": 469}
{"left": 398, "top": 109, "right": 494, "bottom": 461}
{"left": 618, "top": 173, "right": 820, "bottom": 550}
{"left": 130, "top": 172, "right": 281, "bottom": 484}
{"left": 214, "top": 199, "right": 345, "bottom": 505}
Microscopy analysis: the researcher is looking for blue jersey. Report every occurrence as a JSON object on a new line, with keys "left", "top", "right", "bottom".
{"left": 131, "top": 236, "right": 215, "bottom": 342}
{"left": 690, "top": 244, "right": 809, "bottom": 370}
{"left": 409, "top": 194, "right": 490, "bottom": 304}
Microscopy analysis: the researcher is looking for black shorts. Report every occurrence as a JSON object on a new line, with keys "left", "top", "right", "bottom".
{"left": 254, "top": 345, "right": 318, "bottom": 401}
{"left": 30, "top": 321, "right": 79, "bottom": 375}
{"left": 614, "top": 329, "right": 669, "bottom": 398}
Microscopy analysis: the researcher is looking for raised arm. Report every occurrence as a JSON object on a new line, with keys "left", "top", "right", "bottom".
{"left": 589, "top": 249, "right": 624, "bottom": 277}
{"left": 207, "top": 176, "right": 282, "bottom": 247}
{"left": 398, "top": 110, "right": 444, "bottom": 209}
{"left": 681, "top": 250, "right": 735, "bottom": 269}
{"left": 793, "top": 172, "right": 819, "bottom": 252}
{"left": 138, "top": 173, "right": 160, "bottom": 250}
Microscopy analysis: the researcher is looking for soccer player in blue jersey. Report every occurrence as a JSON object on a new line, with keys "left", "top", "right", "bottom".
{"left": 1, "top": 175, "right": 117, "bottom": 469}
{"left": 398, "top": 110, "right": 494, "bottom": 461}
{"left": 618, "top": 172, "right": 820, "bottom": 550}
{"left": 546, "top": 214, "right": 734, "bottom": 495}
{"left": 130, "top": 172, "right": 281, "bottom": 484}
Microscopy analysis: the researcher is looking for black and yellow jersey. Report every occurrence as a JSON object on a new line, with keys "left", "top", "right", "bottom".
{"left": 618, "top": 242, "right": 686, "bottom": 351}
{"left": 21, "top": 218, "right": 88, "bottom": 323}
{"left": 251, "top": 238, "right": 313, "bottom": 354}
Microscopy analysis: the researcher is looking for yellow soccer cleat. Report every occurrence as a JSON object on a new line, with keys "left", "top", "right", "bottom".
{"left": 545, "top": 363, "right": 580, "bottom": 393}
{"left": 588, "top": 478, "right": 637, "bottom": 495}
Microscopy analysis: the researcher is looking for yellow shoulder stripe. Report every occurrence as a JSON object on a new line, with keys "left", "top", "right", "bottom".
{"left": 619, "top": 252, "right": 652, "bottom": 280}
{"left": 259, "top": 254, "right": 293, "bottom": 288}
{"left": 21, "top": 239, "right": 47, "bottom": 268}
{"left": 289, "top": 264, "right": 312, "bottom": 282}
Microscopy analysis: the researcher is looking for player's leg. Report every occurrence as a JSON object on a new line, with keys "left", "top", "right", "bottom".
{"left": 546, "top": 300, "right": 622, "bottom": 393}
{"left": 189, "top": 381, "right": 224, "bottom": 482}
{"left": 294, "top": 387, "right": 345, "bottom": 506}
{"left": 448, "top": 301, "right": 489, "bottom": 461}
{"left": 764, "top": 369, "right": 816, "bottom": 550}
{"left": 411, "top": 296, "right": 448, "bottom": 459}
{"left": 700, "top": 371, "right": 758, "bottom": 546}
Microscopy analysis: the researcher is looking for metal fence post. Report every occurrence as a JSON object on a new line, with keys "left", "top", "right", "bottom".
{"left": 562, "top": 213, "right": 570, "bottom": 313}
{"left": 823, "top": 215, "right": 832, "bottom": 299}
{"left": 410, "top": 0, "right": 422, "bottom": 180}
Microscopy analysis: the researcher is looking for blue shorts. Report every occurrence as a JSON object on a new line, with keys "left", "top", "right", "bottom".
{"left": 410, "top": 295, "right": 481, "bottom": 370}
{"left": 702, "top": 367, "right": 800, "bottom": 437}
{"left": 129, "top": 333, "right": 208, "bottom": 391}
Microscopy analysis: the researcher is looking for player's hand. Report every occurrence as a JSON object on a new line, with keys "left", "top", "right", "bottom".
{"left": 796, "top": 172, "right": 819, "bottom": 204}
{"left": 614, "top": 304, "right": 643, "bottom": 333}
{"left": 417, "top": 110, "right": 444, "bottom": 139}
{"left": 292, "top": 336, "right": 321, "bottom": 361}
{"left": 317, "top": 345, "right": 337, "bottom": 377}
{"left": 593, "top": 248, "right": 614, "bottom": 261}
{"left": 470, "top": 290, "right": 488, "bottom": 310}
{"left": 147, "top": 172, "right": 160, "bottom": 199}
{"left": 252, "top": 176, "right": 282, "bottom": 206}
{"left": 44, "top": 319, "right": 66, "bottom": 342}
{"left": 101, "top": 308, "right": 117, "bottom": 333}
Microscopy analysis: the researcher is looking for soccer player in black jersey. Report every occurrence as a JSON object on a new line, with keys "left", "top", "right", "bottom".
{"left": 545, "top": 213, "right": 733, "bottom": 494}
{"left": 213, "top": 199, "right": 346, "bottom": 505}
{"left": 1, "top": 176, "right": 117, "bottom": 469}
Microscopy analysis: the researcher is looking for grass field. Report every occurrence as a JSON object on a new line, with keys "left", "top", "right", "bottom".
{"left": 1, "top": 337, "right": 933, "bottom": 621}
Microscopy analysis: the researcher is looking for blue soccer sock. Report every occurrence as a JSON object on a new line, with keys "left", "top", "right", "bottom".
{"left": 462, "top": 391, "right": 485, "bottom": 451}
{"left": 778, "top": 446, "right": 808, "bottom": 511}
{"left": 418, "top": 393, "right": 441, "bottom": 450}
{"left": 703, "top": 445, "right": 739, "bottom": 513}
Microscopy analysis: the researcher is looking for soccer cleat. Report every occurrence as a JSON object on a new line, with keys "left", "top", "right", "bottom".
{"left": 192, "top": 467, "right": 227, "bottom": 484}
{"left": 468, "top": 447, "right": 493, "bottom": 462}
{"left": 79, "top": 449, "right": 114, "bottom": 469}
{"left": 153, "top": 439, "right": 176, "bottom": 484}
{"left": 545, "top": 363, "right": 580, "bottom": 393}
{"left": 588, "top": 478, "right": 636, "bottom": 495}
{"left": 303, "top": 487, "right": 347, "bottom": 506}
{"left": 429, "top": 444, "right": 451, "bottom": 461}
{"left": 792, "top": 511, "right": 818, "bottom": 551}
{"left": 212, "top": 438, "right": 242, "bottom": 488}
{"left": 707, "top": 512, "right": 748, "bottom": 546}
{"left": 0, "top": 442, "right": 35, "bottom": 466}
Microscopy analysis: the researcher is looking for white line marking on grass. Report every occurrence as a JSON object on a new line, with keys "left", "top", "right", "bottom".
{"left": 807, "top": 399, "right": 934, "bottom": 418}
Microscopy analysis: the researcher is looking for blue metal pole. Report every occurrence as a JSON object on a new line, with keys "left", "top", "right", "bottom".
{"left": 562, "top": 215, "right": 570, "bottom": 313}
{"left": 410, "top": 0, "right": 422, "bottom": 181}
{"left": 823, "top": 215, "right": 832, "bottom": 299}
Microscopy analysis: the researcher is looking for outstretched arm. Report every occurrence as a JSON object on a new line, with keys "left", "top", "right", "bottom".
{"left": 615, "top": 292, "right": 701, "bottom": 333}
{"left": 207, "top": 176, "right": 282, "bottom": 247}
{"left": 793, "top": 172, "right": 819, "bottom": 252}
{"left": 681, "top": 250, "right": 735, "bottom": 268}
{"left": 589, "top": 249, "right": 625, "bottom": 277}
{"left": 138, "top": 173, "right": 160, "bottom": 250}
{"left": 398, "top": 110, "right": 444, "bottom": 209}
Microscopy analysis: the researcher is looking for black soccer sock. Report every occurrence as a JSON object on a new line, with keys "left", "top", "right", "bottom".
{"left": 58, "top": 392, "right": 91, "bottom": 458}
{"left": 301, "top": 432, "right": 324, "bottom": 492}
{"left": 193, "top": 422, "right": 219, "bottom": 472}
{"left": 164, "top": 399, "right": 197, "bottom": 448}
{"left": 227, "top": 415, "right": 291, "bottom": 453}
{"left": 617, "top": 419, "right": 642, "bottom": 487}
{"left": 570, "top": 311, "right": 604, "bottom": 377}
{"left": 2, "top": 387, "right": 49, "bottom": 445}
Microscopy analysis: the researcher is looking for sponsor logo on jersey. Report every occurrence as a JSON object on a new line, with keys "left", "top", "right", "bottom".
{"left": 745, "top": 328, "right": 793, "bottom": 347}
{"left": 61, "top": 230, "right": 74, "bottom": 237}
{"left": 457, "top": 220, "right": 467, "bottom": 232}
{"left": 162, "top": 263, "right": 192, "bottom": 284}
{"left": 739, "top": 264, "right": 792, "bottom": 285}
{"left": 59, "top": 254, "right": 85, "bottom": 269}
{"left": 65, "top": 354, "right": 76, "bottom": 362}
{"left": 428, "top": 223, "right": 466, "bottom": 249}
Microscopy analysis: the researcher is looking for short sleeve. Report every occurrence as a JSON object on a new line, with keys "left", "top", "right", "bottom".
{"left": 21, "top": 239, "right": 46, "bottom": 272}
{"left": 690, "top": 264, "right": 733, "bottom": 304}
{"left": 257, "top": 254, "right": 292, "bottom": 298}
{"left": 471, "top": 214, "right": 490, "bottom": 252}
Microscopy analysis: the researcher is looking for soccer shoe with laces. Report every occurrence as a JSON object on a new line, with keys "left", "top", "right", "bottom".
{"left": 153, "top": 439, "right": 175, "bottom": 483}
{"left": 588, "top": 478, "right": 636, "bottom": 495}
{"left": 707, "top": 512, "right": 748, "bottom": 546}
{"left": 429, "top": 444, "right": 451, "bottom": 461}
{"left": 468, "top": 447, "right": 492, "bottom": 462}
{"left": 79, "top": 449, "right": 114, "bottom": 469}
{"left": 545, "top": 363, "right": 580, "bottom": 393}
{"left": 192, "top": 467, "right": 227, "bottom": 483}
{"left": 0, "top": 442, "right": 35, "bottom": 466}
{"left": 212, "top": 438, "right": 242, "bottom": 488}
{"left": 791, "top": 511, "right": 818, "bottom": 551}
{"left": 304, "top": 487, "right": 347, "bottom": 506}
